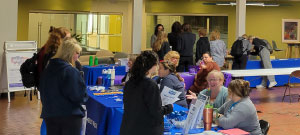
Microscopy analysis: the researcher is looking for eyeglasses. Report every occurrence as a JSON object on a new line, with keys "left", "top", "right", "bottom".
{"left": 208, "top": 78, "right": 220, "bottom": 82}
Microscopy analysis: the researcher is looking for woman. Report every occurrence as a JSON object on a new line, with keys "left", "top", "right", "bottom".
{"left": 39, "top": 38, "right": 86, "bottom": 135}
{"left": 164, "top": 51, "right": 180, "bottom": 67}
{"left": 121, "top": 54, "right": 137, "bottom": 85}
{"left": 120, "top": 51, "right": 173, "bottom": 135}
{"left": 168, "top": 21, "right": 182, "bottom": 52}
{"left": 195, "top": 28, "right": 210, "bottom": 63}
{"left": 153, "top": 31, "right": 170, "bottom": 60}
{"left": 209, "top": 30, "right": 227, "bottom": 68}
{"left": 158, "top": 61, "right": 188, "bottom": 108}
{"left": 189, "top": 52, "right": 220, "bottom": 94}
{"left": 151, "top": 24, "right": 164, "bottom": 48}
{"left": 248, "top": 36, "right": 277, "bottom": 88}
{"left": 186, "top": 70, "right": 228, "bottom": 108}
{"left": 216, "top": 79, "right": 262, "bottom": 135}
{"left": 177, "top": 23, "right": 196, "bottom": 72}
{"left": 37, "top": 26, "right": 71, "bottom": 85}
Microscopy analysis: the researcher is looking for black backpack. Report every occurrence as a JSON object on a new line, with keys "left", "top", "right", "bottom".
{"left": 20, "top": 53, "right": 38, "bottom": 88}
{"left": 230, "top": 39, "right": 244, "bottom": 57}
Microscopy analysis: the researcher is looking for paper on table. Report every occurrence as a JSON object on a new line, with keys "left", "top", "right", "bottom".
{"left": 160, "top": 86, "right": 181, "bottom": 106}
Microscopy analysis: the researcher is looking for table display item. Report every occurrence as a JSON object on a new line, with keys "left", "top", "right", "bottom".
{"left": 89, "top": 56, "right": 94, "bottom": 66}
{"left": 203, "top": 103, "right": 213, "bottom": 131}
{"left": 94, "top": 56, "right": 99, "bottom": 66}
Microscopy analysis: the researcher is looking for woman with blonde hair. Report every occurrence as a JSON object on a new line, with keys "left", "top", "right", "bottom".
{"left": 164, "top": 51, "right": 180, "bottom": 67}
{"left": 39, "top": 38, "right": 86, "bottom": 135}
{"left": 187, "top": 70, "right": 228, "bottom": 108}
{"left": 216, "top": 80, "right": 262, "bottom": 135}
{"left": 209, "top": 30, "right": 227, "bottom": 68}
{"left": 153, "top": 31, "right": 170, "bottom": 60}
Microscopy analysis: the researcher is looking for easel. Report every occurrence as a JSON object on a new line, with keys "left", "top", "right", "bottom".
{"left": 285, "top": 42, "right": 300, "bottom": 58}
{"left": 0, "top": 41, "right": 40, "bottom": 102}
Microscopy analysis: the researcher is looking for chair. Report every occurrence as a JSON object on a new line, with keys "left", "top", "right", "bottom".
{"left": 259, "top": 119, "right": 270, "bottom": 135}
{"left": 282, "top": 70, "right": 300, "bottom": 103}
{"left": 272, "top": 40, "right": 283, "bottom": 51}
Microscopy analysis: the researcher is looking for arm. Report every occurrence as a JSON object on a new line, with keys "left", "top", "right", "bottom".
{"left": 164, "top": 42, "right": 171, "bottom": 54}
{"left": 143, "top": 81, "right": 173, "bottom": 118}
{"left": 223, "top": 41, "right": 227, "bottom": 58}
{"left": 218, "top": 104, "right": 248, "bottom": 129}
{"left": 61, "top": 68, "right": 86, "bottom": 105}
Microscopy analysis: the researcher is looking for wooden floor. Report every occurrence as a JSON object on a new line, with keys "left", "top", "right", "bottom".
{"left": 0, "top": 87, "right": 300, "bottom": 135}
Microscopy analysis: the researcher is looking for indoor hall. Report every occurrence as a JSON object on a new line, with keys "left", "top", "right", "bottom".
{"left": 1, "top": 0, "right": 300, "bottom": 135}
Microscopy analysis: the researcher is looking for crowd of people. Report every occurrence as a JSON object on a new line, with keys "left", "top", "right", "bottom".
{"left": 37, "top": 25, "right": 267, "bottom": 135}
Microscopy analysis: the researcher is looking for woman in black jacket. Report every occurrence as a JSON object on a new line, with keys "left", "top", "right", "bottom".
{"left": 120, "top": 51, "right": 173, "bottom": 135}
{"left": 195, "top": 28, "right": 210, "bottom": 63}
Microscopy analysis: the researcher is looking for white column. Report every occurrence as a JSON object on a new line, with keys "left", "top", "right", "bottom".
{"left": 132, "top": 0, "right": 143, "bottom": 54}
{"left": 0, "top": 0, "right": 18, "bottom": 96}
{"left": 236, "top": 0, "right": 246, "bottom": 39}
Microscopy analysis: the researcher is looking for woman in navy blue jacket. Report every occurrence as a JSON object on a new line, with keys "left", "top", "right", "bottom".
{"left": 39, "top": 38, "right": 86, "bottom": 135}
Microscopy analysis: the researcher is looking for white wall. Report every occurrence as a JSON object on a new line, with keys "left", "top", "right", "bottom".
{"left": 0, "top": 0, "right": 18, "bottom": 90}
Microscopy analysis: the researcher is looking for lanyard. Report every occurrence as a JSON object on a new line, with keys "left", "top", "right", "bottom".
{"left": 228, "top": 101, "right": 240, "bottom": 113}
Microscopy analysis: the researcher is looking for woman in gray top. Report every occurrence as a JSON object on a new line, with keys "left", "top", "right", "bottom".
{"left": 187, "top": 70, "right": 228, "bottom": 108}
{"left": 217, "top": 79, "right": 262, "bottom": 135}
{"left": 158, "top": 60, "right": 187, "bottom": 108}
{"left": 209, "top": 30, "right": 227, "bottom": 67}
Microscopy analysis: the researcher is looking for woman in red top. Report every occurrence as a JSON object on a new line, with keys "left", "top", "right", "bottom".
{"left": 189, "top": 52, "right": 220, "bottom": 94}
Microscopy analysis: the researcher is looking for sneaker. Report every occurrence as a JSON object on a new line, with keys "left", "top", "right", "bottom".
{"left": 268, "top": 81, "right": 277, "bottom": 88}
{"left": 256, "top": 84, "right": 266, "bottom": 89}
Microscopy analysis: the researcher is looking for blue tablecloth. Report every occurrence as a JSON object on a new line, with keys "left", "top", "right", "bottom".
{"left": 85, "top": 89, "right": 123, "bottom": 135}
{"left": 83, "top": 65, "right": 126, "bottom": 86}
{"left": 245, "top": 59, "right": 300, "bottom": 87}
{"left": 86, "top": 89, "right": 221, "bottom": 135}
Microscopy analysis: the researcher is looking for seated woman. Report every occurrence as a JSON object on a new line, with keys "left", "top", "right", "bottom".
{"left": 186, "top": 70, "right": 228, "bottom": 108}
{"left": 164, "top": 51, "right": 180, "bottom": 67}
{"left": 216, "top": 80, "right": 262, "bottom": 135}
{"left": 189, "top": 52, "right": 220, "bottom": 94}
{"left": 120, "top": 51, "right": 173, "bottom": 135}
{"left": 121, "top": 54, "right": 137, "bottom": 85}
{"left": 158, "top": 61, "right": 188, "bottom": 108}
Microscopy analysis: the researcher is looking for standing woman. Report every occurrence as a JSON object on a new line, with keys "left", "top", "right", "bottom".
{"left": 39, "top": 38, "right": 86, "bottom": 135}
{"left": 217, "top": 80, "right": 262, "bottom": 135}
{"left": 209, "top": 30, "right": 227, "bottom": 68}
{"left": 153, "top": 31, "right": 170, "bottom": 60}
{"left": 151, "top": 24, "right": 164, "bottom": 48}
{"left": 177, "top": 23, "right": 196, "bottom": 72}
{"left": 168, "top": 21, "right": 182, "bottom": 52}
{"left": 195, "top": 28, "right": 210, "bottom": 63}
{"left": 120, "top": 51, "right": 173, "bottom": 135}
{"left": 37, "top": 26, "right": 71, "bottom": 84}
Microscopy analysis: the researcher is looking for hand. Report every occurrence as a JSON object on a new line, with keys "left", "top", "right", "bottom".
{"left": 201, "top": 64, "right": 207, "bottom": 69}
{"left": 186, "top": 90, "right": 197, "bottom": 100}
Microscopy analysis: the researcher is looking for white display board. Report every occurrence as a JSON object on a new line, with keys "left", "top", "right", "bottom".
{"left": 1, "top": 41, "right": 37, "bottom": 102}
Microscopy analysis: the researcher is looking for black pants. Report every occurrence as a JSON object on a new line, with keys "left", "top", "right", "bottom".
{"left": 45, "top": 115, "right": 82, "bottom": 135}
{"left": 232, "top": 55, "right": 248, "bottom": 80}
{"left": 232, "top": 55, "right": 248, "bottom": 70}
{"left": 177, "top": 56, "right": 193, "bottom": 72}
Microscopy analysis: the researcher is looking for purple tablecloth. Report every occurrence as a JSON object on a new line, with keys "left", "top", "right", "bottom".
{"left": 180, "top": 72, "right": 195, "bottom": 90}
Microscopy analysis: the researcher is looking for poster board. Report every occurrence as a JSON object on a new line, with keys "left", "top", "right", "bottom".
{"left": 0, "top": 41, "right": 37, "bottom": 102}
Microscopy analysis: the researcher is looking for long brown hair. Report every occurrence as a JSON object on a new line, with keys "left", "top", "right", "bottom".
{"left": 153, "top": 31, "right": 168, "bottom": 52}
{"left": 44, "top": 26, "right": 70, "bottom": 54}
{"left": 160, "top": 61, "right": 183, "bottom": 82}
